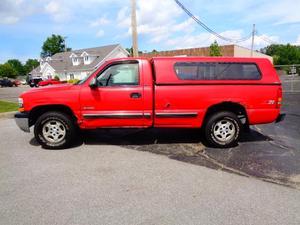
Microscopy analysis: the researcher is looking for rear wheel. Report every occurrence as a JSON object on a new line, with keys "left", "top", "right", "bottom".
{"left": 204, "top": 111, "right": 242, "bottom": 148}
{"left": 34, "top": 111, "right": 77, "bottom": 149}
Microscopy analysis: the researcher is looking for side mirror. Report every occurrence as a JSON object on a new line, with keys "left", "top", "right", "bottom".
{"left": 89, "top": 78, "right": 97, "bottom": 88}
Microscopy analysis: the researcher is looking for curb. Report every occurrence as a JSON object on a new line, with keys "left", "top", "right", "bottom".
{"left": 0, "top": 111, "right": 17, "bottom": 119}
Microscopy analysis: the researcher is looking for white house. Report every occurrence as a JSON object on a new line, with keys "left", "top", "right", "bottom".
{"left": 29, "top": 44, "right": 129, "bottom": 81}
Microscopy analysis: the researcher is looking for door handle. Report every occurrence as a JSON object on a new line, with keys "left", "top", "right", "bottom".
{"left": 130, "top": 92, "right": 142, "bottom": 98}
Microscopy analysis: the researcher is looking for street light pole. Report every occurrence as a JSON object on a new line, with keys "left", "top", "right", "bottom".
{"left": 131, "top": 0, "right": 139, "bottom": 57}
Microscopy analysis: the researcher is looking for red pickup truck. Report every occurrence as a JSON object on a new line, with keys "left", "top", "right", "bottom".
{"left": 15, "top": 57, "right": 284, "bottom": 149}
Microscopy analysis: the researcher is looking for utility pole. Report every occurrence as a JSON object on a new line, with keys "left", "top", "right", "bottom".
{"left": 63, "top": 36, "right": 68, "bottom": 80}
{"left": 250, "top": 24, "right": 256, "bottom": 57}
{"left": 131, "top": 0, "right": 139, "bottom": 57}
{"left": 63, "top": 36, "right": 68, "bottom": 52}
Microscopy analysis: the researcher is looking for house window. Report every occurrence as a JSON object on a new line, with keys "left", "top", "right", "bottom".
{"left": 69, "top": 74, "right": 74, "bottom": 80}
{"left": 84, "top": 56, "right": 89, "bottom": 61}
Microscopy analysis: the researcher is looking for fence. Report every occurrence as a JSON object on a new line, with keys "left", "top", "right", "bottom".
{"left": 280, "top": 75, "right": 300, "bottom": 93}
{"left": 274, "top": 65, "right": 300, "bottom": 93}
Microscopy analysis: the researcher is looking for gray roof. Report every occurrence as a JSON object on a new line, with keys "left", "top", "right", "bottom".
{"left": 31, "top": 44, "right": 123, "bottom": 74}
{"left": 29, "top": 66, "right": 42, "bottom": 76}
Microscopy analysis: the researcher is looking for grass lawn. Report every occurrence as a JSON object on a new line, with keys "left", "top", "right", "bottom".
{"left": 0, "top": 100, "right": 18, "bottom": 113}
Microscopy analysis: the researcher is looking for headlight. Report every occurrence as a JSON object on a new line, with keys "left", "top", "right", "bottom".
{"left": 18, "top": 98, "right": 24, "bottom": 108}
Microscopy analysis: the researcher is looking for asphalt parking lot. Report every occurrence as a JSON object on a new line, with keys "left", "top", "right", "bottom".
{"left": 79, "top": 92, "right": 300, "bottom": 189}
{"left": 0, "top": 86, "right": 30, "bottom": 102}
{"left": 1, "top": 118, "right": 300, "bottom": 225}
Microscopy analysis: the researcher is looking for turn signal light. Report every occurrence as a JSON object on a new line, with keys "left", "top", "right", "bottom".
{"left": 276, "top": 87, "right": 282, "bottom": 108}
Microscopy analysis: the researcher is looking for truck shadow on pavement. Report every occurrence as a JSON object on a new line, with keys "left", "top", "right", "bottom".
{"left": 80, "top": 93, "right": 300, "bottom": 189}
{"left": 29, "top": 122, "right": 300, "bottom": 189}
{"left": 79, "top": 126, "right": 300, "bottom": 190}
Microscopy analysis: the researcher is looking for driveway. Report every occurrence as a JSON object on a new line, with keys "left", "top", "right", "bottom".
{"left": 0, "top": 118, "right": 300, "bottom": 225}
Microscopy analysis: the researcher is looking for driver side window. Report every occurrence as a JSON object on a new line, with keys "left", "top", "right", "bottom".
{"left": 97, "top": 63, "right": 139, "bottom": 86}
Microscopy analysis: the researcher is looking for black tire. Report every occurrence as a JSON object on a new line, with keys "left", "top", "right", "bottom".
{"left": 204, "top": 111, "right": 242, "bottom": 148}
{"left": 34, "top": 111, "right": 77, "bottom": 149}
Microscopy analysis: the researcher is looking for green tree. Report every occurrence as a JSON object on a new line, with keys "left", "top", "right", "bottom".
{"left": 209, "top": 41, "right": 222, "bottom": 56}
{"left": 24, "top": 59, "right": 39, "bottom": 74}
{"left": 125, "top": 47, "right": 143, "bottom": 56}
{"left": 0, "top": 63, "right": 18, "bottom": 78}
{"left": 7, "top": 59, "right": 25, "bottom": 76}
{"left": 41, "top": 34, "right": 70, "bottom": 57}
{"left": 260, "top": 44, "right": 300, "bottom": 65}
{"left": 126, "top": 47, "right": 133, "bottom": 56}
{"left": 54, "top": 75, "right": 60, "bottom": 81}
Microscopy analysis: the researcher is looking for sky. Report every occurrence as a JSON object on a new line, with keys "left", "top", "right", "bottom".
{"left": 0, "top": 0, "right": 300, "bottom": 63}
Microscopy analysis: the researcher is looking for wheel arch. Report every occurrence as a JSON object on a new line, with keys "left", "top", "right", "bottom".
{"left": 29, "top": 104, "right": 78, "bottom": 127}
{"left": 203, "top": 101, "right": 248, "bottom": 127}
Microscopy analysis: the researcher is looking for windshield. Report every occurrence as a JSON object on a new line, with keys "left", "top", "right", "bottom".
{"left": 76, "top": 75, "right": 90, "bottom": 85}
{"left": 76, "top": 66, "right": 99, "bottom": 85}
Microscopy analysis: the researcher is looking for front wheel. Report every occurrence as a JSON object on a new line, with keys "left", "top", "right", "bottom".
{"left": 204, "top": 111, "right": 242, "bottom": 148}
{"left": 34, "top": 111, "right": 77, "bottom": 149}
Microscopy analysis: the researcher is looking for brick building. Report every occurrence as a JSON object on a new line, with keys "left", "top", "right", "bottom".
{"left": 140, "top": 44, "right": 273, "bottom": 63}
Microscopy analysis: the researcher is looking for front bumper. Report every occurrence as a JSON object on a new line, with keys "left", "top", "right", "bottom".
{"left": 15, "top": 112, "right": 30, "bottom": 132}
{"left": 275, "top": 113, "right": 286, "bottom": 123}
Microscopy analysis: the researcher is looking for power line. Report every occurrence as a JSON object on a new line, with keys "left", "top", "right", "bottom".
{"left": 174, "top": 0, "right": 252, "bottom": 43}
{"left": 255, "top": 32, "right": 279, "bottom": 45}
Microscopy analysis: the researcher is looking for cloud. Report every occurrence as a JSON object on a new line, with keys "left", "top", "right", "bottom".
{"left": 45, "top": 1, "right": 72, "bottom": 22}
{"left": 2, "top": 16, "right": 20, "bottom": 24}
{"left": 243, "top": 0, "right": 300, "bottom": 25}
{"left": 242, "top": 34, "right": 280, "bottom": 50}
{"left": 165, "top": 33, "right": 212, "bottom": 49}
{"left": 164, "top": 30, "right": 243, "bottom": 49}
{"left": 90, "top": 17, "right": 110, "bottom": 27}
{"left": 44, "top": 0, "right": 123, "bottom": 23}
{"left": 115, "top": 0, "right": 281, "bottom": 51}
{"left": 295, "top": 35, "right": 300, "bottom": 45}
{"left": 0, "top": 0, "right": 28, "bottom": 24}
{"left": 164, "top": 29, "right": 280, "bottom": 51}
{"left": 96, "top": 29, "right": 105, "bottom": 38}
{"left": 117, "top": 0, "right": 189, "bottom": 43}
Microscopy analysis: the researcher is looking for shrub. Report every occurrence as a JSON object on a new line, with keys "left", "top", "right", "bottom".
{"left": 68, "top": 79, "right": 80, "bottom": 84}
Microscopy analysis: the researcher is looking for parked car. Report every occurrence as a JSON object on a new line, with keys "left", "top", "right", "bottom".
{"left": 0, "top": 78, "right": 19, "bottom": 87}
{"left": 15, "top": 57, "right": 284, "bottom": 149}
{"left": 20, "top": 79, "right": 27, "bottom": 85}
{"left": 0, "top": 79, "right": 12, "bottom": 87}
{"left": 38, "top": 79, "right": 62, "bottom": 87}
{"left": 28, "top": 78, "right": 42, "bottom": 87}
{"left": 12, "top": 80, "right": 21, "bottom": 86}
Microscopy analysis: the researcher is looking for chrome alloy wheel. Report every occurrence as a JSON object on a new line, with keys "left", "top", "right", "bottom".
{"left": 212, "top": 119, "right": 236, "bottom": 142}
{"left": 42, "top": 120, "right": 66, "bottom": 143}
